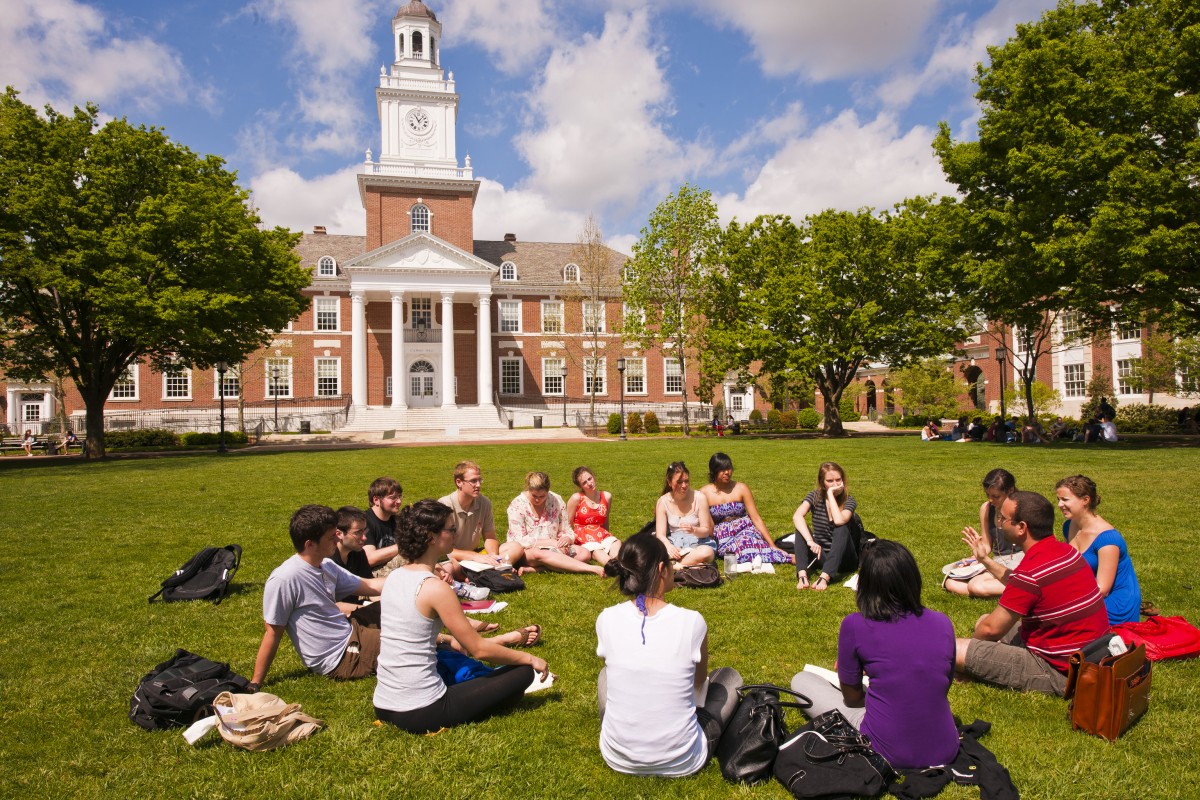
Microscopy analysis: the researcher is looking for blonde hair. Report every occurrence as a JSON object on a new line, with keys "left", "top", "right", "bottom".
{"left": 524, "top": 471, "right": 550, "bottom": 492}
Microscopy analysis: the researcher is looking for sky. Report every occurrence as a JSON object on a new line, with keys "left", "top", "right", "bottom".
{"left": 2, "top": 0, "right": 1061, "bottom": 256}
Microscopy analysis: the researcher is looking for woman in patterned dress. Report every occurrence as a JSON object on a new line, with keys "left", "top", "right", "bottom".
{"left": 699, "top": 453, "right": 793, "bottom": 566}
{"left": 566, "top": 466, "right": 622, "bottom": 566}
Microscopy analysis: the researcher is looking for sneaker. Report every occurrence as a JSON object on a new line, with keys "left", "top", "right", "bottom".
{"left": 454, "top": 581, "right": 490, "bottom": 601}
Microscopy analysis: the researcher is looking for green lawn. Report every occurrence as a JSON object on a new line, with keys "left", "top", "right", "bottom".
{"left": 2, "top": 437, "right": 1197, "bottom": 799}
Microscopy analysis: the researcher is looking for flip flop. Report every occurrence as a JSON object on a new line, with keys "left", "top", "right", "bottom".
{"left": 514, "top": 624, "right": 542, "bottom": 647}
{"left": 812, "top": 575, "right": 830, "bottom": 592}
{"left": 472, "top": 620, "right": 500, "bottom": 633}
{"left": 1141, "top": 600, "right": 1161, "bottom": 617}
{"left": 796, "top": 570, "right": 810, "bottom": 590}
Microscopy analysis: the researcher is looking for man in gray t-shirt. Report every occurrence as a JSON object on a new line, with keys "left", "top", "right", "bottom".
{"left": 250, "top": 505, "right": 385, "bottom": 689}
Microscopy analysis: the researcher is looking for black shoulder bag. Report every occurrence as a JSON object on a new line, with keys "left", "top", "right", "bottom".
{"left": 717, "top": 684, "right": 812, "bottom": 784}
{"left": 773, "top": 708, "right": 894, "bottom": 799}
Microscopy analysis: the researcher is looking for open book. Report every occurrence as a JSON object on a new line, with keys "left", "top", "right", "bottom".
{"left": 802, "top": 663, "right": 870, "bottom": 689}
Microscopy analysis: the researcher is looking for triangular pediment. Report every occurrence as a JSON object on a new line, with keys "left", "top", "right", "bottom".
{"left": 345, "top": 233, "right": 496, "bottom": 276}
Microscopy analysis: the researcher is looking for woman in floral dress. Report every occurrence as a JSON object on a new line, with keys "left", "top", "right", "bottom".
{"left": 699, "top": 453, "right": 793, "bottom": 566}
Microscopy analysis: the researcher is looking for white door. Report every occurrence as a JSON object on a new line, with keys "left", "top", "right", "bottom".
{"left": 407, "top": 360, "right": 440, "bottom": 407}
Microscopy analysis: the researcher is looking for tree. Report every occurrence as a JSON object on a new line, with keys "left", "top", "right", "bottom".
{"left": 710, "top": 199, "right": 969, "bottom": 436}
{"left": 1003, "top": 380, "right": 1062, "bottom": 419}
{"left": 623, "top": 184, "right": 721, "bottom": 435}
{"left": 934, "top": 0, "right": 1200, "bottom": 337}
{"left": 562, "top": 215, "right": 623, "bottom": 427}
{"left": 0, "top": 90, "right": 309, "bottom": 458}
{"left": 890, "top": 358, "right": 969, "bottom": 420}
{"left": 1136, "top": 329, "right": 1180, "bottom": 404}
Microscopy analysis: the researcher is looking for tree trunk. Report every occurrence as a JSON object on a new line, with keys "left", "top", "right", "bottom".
{"left": 679, "top": 355, "right": 690, "bottom": 435}
{"left": 80, "top": 385, "right": 108, "bottom": 460}
{"left": 817, "top": 381, "right": 846, "bottom": 436}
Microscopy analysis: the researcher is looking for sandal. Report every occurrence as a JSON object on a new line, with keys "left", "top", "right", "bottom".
{"left": 1141, "top": 600, "right": 1161, "bottom": 617}
{"left": 471, "top": 620, "right": 500, "bottom": 634}
{"left": 812, "top": 574, "right": 830, "bottom": 592}
{"left": 509, "top": 624, "right": 542, "bottom": 648}
{"left": 796, "top": 570, "right": 810, "bottom": 590}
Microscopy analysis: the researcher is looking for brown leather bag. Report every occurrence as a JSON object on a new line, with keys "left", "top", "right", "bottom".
{"left": 1063, "top": 642, "right": 1151, "bottom": 741}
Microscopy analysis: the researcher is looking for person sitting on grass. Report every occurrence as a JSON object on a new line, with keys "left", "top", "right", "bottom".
{"left": 699, "top": 452, "right": 792, "bottom": 565}
{"left": 331, "top": 505, "right": 374, "bottom": 612}
{"left": 794, "top": 461, "right": 859, "bottom": 591}
{"left": 1057, "top": 475, "right": 1142, "bottom": 624}
{"left": 944, "top": 469, "right": 1021, "bottom": 599}
{"left": 655, "top": 461, "right": 717, "bottom": 568}
{"left": 596, "top": 529, "right": 743, "bottom": 777}
{"left": 565, "top": 465, "right": 622, "bottom": 567}
{"left": 440, "top": 460, "right": 527, "bottom": 578}
{"left": 791, "top": 539, "right": 959, "bottom": 770}
{"left": 374, "top": 500, "right": 549, "bottom": 734}
{"left": 506, "top": 471, "right": 605, "bottom": 575}
{"left": 954, "top": 491, "right": 1109, "bottom": 696}
{"left": 363, "top": 476, "right": 403, "bottom": 571}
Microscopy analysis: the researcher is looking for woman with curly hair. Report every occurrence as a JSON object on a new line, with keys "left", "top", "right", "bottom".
{"left": 374, "top": 499, "right": 550, "bottom": 733}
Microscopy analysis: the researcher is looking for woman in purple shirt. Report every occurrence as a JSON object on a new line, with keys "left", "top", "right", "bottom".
{"left": 790, "top": 540, "right": 959, "bottom": 770}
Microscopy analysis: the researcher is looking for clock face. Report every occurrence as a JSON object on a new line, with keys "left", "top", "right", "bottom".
{"left": 406, "top": 108, "right": 433, "bottom": 136}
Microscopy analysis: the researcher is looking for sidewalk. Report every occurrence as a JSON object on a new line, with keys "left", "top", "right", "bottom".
{"left": 252, "top": 425, "right": 593, "bottom": 451}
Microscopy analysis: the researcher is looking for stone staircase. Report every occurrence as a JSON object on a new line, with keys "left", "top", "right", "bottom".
{"left": 338, "top": 405, "right": 509, "bottom": 433}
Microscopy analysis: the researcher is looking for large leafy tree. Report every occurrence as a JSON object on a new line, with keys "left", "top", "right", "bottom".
{"left": 934, "top": 0, "right": 1200, "bottom": 336}
{"left": 0, "top": 90, "right": 309, "bottom": 458}
{"left": 710, "top": 200, "right": 968, "bottom": 436}
{"left": 622, "top": 184, "right": 721, "bottom": 434}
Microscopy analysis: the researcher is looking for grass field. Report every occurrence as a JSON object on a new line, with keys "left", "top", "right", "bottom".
{"left": 2, "top": 436, "right": 1197, "bottom": 799}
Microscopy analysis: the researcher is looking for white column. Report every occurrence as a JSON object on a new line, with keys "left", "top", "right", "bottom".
{"left": 350, "top": 291, "right": 367, "bottom": 407}
{"left": 390, "top": 291, "right": 406, "bottom": 409}
{"left": 476, "top": 292, "right": 493, "bottom": 407}
{"left": 440, "top": 291, "right": 457, "bottom": 409}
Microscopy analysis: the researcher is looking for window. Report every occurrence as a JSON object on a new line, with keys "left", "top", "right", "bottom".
{"left": 266, "top": 358, "right": 293, "bottom": 398}
{"left": 583, "top": 301, "right": 605, "bottom": 334}
{"left": 163, "top": 366, "right": 192, "bottom": 400}
{"left": 410, "top": 359, "right": 435, "bottom": 397}
{"left": 23, "top": 401, "right": 41, "bottom": 422}
{"left": 1116, "top": 358, "right": 1141, "bottom": 395}
{"left": 584, "top": 358, "right": 606, "bottom": 395}
{"left": 317, "top": 256, "right": 336, "bottom": 277}
{"left": 1181, "top": 366, "right": 1198, "bottom": 395}
{"left": 215, "top": 366, "right": 240, "bottom": 399}
{"left": 1059, "top": 311, "right": 1081, "bottom": 342}
{"left": 500, "top": 358, "right": 523, "bottom": 395}
{"left": 1116, "top": 318, "right": 1142, "bottom": 341}
{"left": 315, "top": 357, "right": 340, "bottom": 396}
{"left": 411, "top": 203, "right": 430, "bottom": 233}
{"left": 543, "top": 358, "right": 565, "bottom": 396}
{"left": 498, "top": 300, "right": 521, "bottom": 333}
{"left": 500, "top": 261, "right": 517, "bottom": 281}
{"left": 664, "top": 358, "right": 683, "bottom": 395}
{"left": 111, "top": 363, "right": 138, "bottom": 400}
{"left": 410, "top": 297, "right": 432, "bottom": 330}
{"left": 411, "top": 31, "right": 423, "bottom": 58}
{"left": 386, "top": 376, "right": 393, "bottom": 398}
{"left": 1063, "top": 363, "right": 1087, "bottom": 397}
{"left": 541, "top": 301, "right": 563, "bottom": 333}
{"left": 623, "top": 358, "right": 646, "bottom": 394}
{"left": 563, "top": 263, "right": 580, "bottom": 283}
{"left": 1013, "top": 327, "right": 1030, "bottom": 355}
{"left": 731, "top": 395, "right": 744, "bottom": 412}
{"left": 622, "top": 303, "right": 644, "bottom": 328}
{"left": 314, "top": 296, "right": 340, "bottom": 331}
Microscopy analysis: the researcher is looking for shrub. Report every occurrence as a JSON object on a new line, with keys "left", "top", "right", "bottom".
{"left": 713, "top": 401, "right": 725, "bottom": 422}
{"left": 104, "top": 428, "right": 179, "bottom": 448}
{"left": 180, "top": 431, "right": 249, "bottom": 446}
{"left": 797, "top": 408, "right": 822, "bottom": 430}
{"left": 780, "top": 410, "right": 797, "bottom": 429}
{"left": 626, "top": 412, "right": 643, "bottom": 435}
{"left": 767, "top": 408, "right": 782, "bottom": 430}
{"left": 643, "top": 411, "right": 660, "bottom": 433}
{"left": 898, "top": 414, "right": 925, "bottom": 428}
{"left": 880, "top": 413, "right": 901, "bottom": 428}
{"left": 838, "top": 398, "right": 861, "bottom": 422}
{"left": 748, "top": 409, "right": 763, "bottom": 425}
{"left": 606, "top": 413, "right": 622, "bottom": 435}
{"left": 1116, "top": 403, "right": 1181, "bottom": 434}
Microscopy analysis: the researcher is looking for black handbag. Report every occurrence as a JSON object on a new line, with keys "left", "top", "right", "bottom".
{"left": 773, "top": 709, "right": 894, "bottom": 799}
{"left": 717, "top": 684, "right": 812, "bottom": 784}
{"left": 467, "top": 567, "right": 526, "bottom": 593}
{"left": 674, "top": 563, "right": 723, "bottom": 588}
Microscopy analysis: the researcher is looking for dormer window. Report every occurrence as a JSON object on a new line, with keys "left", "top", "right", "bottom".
{"left": 500, "top": 261, "right": 517, "bottom": 281}
{"left": 317, "top": 256, "right": 336, "bottom": 277}
{"left": 411, "top": 203, "right": 430, "bottom": 233}
{"left": 563, "top": 263, "right": 580, "bottom": 283}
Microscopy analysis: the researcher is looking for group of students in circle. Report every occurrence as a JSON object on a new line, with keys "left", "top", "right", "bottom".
{"left": 327, "top": 455, "right": 1140, "bottom": 779}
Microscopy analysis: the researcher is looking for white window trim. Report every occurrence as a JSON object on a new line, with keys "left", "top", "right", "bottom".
{"left": 563, "top": 263, "right": 580, "bottom": 283}
{"left": 317, "top": 255, "right": 337, "bottom": 277}
{"left": 410, "top": 203, "right": 431, "bottom": 233}
{"left": 583, "top": 301, "right": 606, "bottom": 334}
{"left": 266, "top": 358, "right": 294, "bottom": 399}
{"left": 1062, "top": 363, "right": 1086, "bottom": 398}
{"left": 410, "top": 296, "right": 433, "bottom": 330}
{"left": 500, "top": 261, "right": 518, "bottom": 282}
{"left": 663, "top": 358, "right": 683, "bottom": 396}
{"left": 542, "top": 358, "right": 565, "bottom": 396}
{"left": 624, "top": 357, "right": 647, "bottom": 396}
{"left": 162, "top": 367, "right": 193, "bottom": 401}
{"left": 1115, "top": 358, "right": 1141, "bottom": 395}
{"left": 110, "top": 363, "right": 139, "bottom": 401}
{"left": 314, "top": 296, "right": 340, "bottom": 332}
{"left": 499, "top": 357, "right": 523, "bottom": 395}
{"left": 213, "top": 366, "right": 240, "bottom": 400}
{"left": 498, "top": 300, "right": 522, "bottom": 334}
{"left": 315, "top": 357, "right": 341, "bottom": 397}
{"left": 584, "top": 357, "right": 608, "bottom": 396}
{"left": 622, "top": 303, "right": 644, "bottom": 327}
{"left": 541, "top": 300, "right": 564, "bottom": 334}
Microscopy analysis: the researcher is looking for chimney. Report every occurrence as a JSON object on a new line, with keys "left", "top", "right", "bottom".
{"left": 503, "top": 232, "right": 517, "bottom": 243}
{"left": 312, "top": 226, "right": 327, "bottom": 235}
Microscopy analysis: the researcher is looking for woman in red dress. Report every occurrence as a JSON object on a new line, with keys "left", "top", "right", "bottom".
{"left": 565, "top": 466, "right": 621, "bottom": 566}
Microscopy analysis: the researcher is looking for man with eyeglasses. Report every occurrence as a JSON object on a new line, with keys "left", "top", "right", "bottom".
{"left": 363, "top": 476, "right": 403, "bottom": 571}
{"left": 954, "top": 490, "right": 1110, "bottom": 696}
{"left": 440, "top": 461, "right": 525, "bottom": 580}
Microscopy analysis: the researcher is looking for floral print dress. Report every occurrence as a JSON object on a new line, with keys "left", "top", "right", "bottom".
{"left": 710, "top": 501, "right": 791, "bottom": 564}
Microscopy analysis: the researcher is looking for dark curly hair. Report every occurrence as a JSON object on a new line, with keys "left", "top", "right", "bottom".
{"left": 395, "top": 498, "right": 454, "bottom": 563}
{"left": 603, "top": 528, "right": 670, "bottom": 597}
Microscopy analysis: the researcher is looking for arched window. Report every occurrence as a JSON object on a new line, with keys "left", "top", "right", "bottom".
{"left": 865, "top": 380, "right": 877, "bottom": 413}
{"left": 412, "top": 31, "right": 424, "bottom": 58}
{"left": 317, "top": 255, "right": 336, "bottom": 277}
{"left": 500, "top": 261, "right": 517, "bottom": 281}
{"left": 563, "top": 263, "right": 580, "bottom": 283}
{"left": 411, "top": 203, "right": 430, "bottom": 233}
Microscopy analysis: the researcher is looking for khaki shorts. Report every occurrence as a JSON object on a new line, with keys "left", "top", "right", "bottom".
{"left": 964, "top": 627, "right": 1067, "bottom": 696}
{"left": 327, "top": 617, "right": 381, "bottom": 681}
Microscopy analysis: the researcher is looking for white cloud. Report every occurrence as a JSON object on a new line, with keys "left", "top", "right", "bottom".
{"left": 0, "top": 0, "right": 192, "bottom": 112}
{"left": 472, "top": 178, "right": 587, "bottom": 243}
{"left": 716, "top": 110, "right": 955, "bottom": 225}
{"left": 440, "top": 0, "right": 559, "bottom": 74}
{"left": 248, "top": 164, "right": 366, "bottom": 235}
{"left": 692, "top": 0, "right": 941, "bottom": 81}
{"left": 514, "top": 9, "right": 712, "bottom": 214}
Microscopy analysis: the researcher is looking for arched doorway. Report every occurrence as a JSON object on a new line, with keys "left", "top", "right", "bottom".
{"left": 963, "top": 365, "right": 986, "bottom": 410}
{"left": 864, "top": 380, "right": 877, "bottom": 417}
{"left": 408, "top": 359, "right": 439, "bottom": 407}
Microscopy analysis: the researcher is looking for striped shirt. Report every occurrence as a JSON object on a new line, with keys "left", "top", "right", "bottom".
{"left": 1000, "top": 536, "right": 1110, "bottom": 672}
{"left": 802, "top": 489, "right": 856, "bottom": 550}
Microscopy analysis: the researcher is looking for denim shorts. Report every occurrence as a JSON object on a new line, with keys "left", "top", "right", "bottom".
{"left": 669, "top": 531, "right": 717, "bottom": 551}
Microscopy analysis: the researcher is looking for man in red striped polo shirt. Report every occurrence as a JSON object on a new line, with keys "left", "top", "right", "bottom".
{"left": 954, "top": 490, "right": 1110, "bottom": 695}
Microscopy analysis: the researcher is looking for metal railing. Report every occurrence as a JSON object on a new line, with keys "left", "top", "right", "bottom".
{"left": 89, "top": 395, "right": 351, "bottom": 435}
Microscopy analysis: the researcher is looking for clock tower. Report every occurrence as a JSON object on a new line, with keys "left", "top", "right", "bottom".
{"left": 359, "top": 0, "right": 479, "bottom": 251}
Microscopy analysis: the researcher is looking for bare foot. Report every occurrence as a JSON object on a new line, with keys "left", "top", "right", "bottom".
{"left": 493, "top": 625, "right": 542, "bottom": 648}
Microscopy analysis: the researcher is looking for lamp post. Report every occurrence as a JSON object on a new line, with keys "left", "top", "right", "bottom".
{"left": 216, "top": 361, "right": 228, "bottom": 454}
{"left": 561, "top": 362, "right": 569, "bottom": 427}
{"left": 271, "top": 365, "right": 281, "bottom": 432}
{"left": 616, "top": 357, "right": 627, "bottom": 441}
{"left": 995, "top": 346, "right": 1007, "bottom": 428}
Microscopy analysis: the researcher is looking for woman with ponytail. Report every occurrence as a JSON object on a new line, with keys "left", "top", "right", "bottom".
{"left": 595, "top": 525, "right": 743, "bottom": 776}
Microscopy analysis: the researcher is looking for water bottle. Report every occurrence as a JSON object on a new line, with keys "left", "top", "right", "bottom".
{"left": 724, "top": 553, "right": 737, "bottom": 579}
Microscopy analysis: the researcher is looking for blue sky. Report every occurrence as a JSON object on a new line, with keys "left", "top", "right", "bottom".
{"left": 3, "top": 0, "right": 1059, "bottom": 254}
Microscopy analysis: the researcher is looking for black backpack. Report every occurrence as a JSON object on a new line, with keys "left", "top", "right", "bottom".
{"left": 129, "top": 649, "right": 251, "bottom": 731}
{"left": 468, "top": 567, "right": 526, "bottom": 593}
{"left": 149, "top": 544, "right": 242, "bottom": 604}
